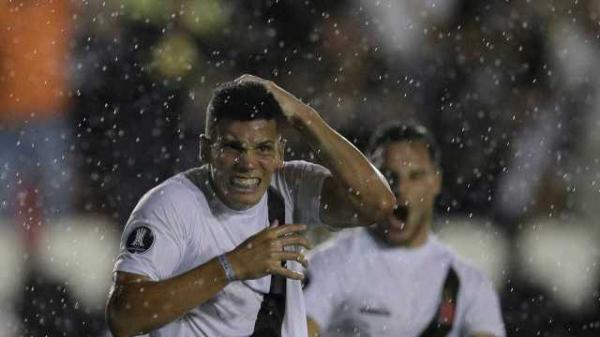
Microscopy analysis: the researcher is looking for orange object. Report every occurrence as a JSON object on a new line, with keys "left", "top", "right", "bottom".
{"left": 0, "top": 0, "right": 72, "bottom": 124}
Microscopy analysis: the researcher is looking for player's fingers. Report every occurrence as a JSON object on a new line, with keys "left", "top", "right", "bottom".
{"left": 269, "top": 265, "right": 304, "bottom": 280}
{"left": 278, "top": 235, "right": 312, "bottom": 250}
{"left": 235, "top": 74, "right": 266, "bottom": 85}
{"left": 270, "top": 239, "right": 284, "bottom": 252}
{"left": 234, "top": 74, "right": 254, "bottom": 82}
{"left": 271, "top": 251, "right": 307, "bottom": 266}
{"left": 272, "top": 223, "right": 307, "bottom": 237}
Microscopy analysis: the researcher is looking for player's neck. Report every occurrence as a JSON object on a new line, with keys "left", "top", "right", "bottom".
{"left": 405, "top": 211, "right": 433, "bottom": 248}
{"left": 405, "top": 226, "right": 429, "bottom": 248}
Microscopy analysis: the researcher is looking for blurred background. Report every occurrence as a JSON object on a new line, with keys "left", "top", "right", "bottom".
{"left": 0, "top": 0, "right": 599, "bottom": 336}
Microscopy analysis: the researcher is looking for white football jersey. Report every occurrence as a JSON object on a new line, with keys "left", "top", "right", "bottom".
{"left": 304, "top": 228, "right": 506, "bottom": 337}
{"left": 113, "top": 160, "right": 329, "bottom": 337}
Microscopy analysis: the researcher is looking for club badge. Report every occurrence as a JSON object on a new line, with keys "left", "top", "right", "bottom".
{"left": 126, "top": 226, "right": 154, "bottom": 253}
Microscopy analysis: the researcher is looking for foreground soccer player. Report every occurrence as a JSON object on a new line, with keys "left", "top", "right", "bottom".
{"left": 305, "top": 123, "right": 505, "bottom": 337}
{"left": 105, "top": 74, "right": 395, "bottom": 337}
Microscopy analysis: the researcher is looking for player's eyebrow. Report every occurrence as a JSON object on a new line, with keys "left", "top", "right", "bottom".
{"left": 409, "top": 167, "right": 436, "bottom": 178}
{"left": 256, "top": 140, "right": 275, "bottom": 146}
{"left": 220, "top": 137, "right": 276, "bottom": 149}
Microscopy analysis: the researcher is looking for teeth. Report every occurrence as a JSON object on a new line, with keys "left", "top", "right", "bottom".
{"left": 231, "top": 177, "right": 260, "bottom": 188}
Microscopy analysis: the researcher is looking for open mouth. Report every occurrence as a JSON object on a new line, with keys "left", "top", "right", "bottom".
{"left": 392, "top": 205, "right": 408, "bottom": 222}
{"left": 229, "top": 176, "right": 261, "bottom": 191}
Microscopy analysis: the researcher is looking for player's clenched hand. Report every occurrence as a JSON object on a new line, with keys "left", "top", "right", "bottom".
{"left": 226, "top": 222, "right": 312, "bottom": 281}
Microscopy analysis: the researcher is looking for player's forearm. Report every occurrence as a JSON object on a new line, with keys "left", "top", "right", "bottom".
{"left": 107, "top": 258, "right": 228, "bottom": 337}
{"left": 297, "top": 107, "right": 395, "bottom": 221}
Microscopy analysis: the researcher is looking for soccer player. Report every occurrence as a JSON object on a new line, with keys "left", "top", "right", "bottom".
{"left": 305, "top": 122, "right": 505, "bottom": 337}
{"left": 105, "top": 74, "right": 395, "bottom": 337}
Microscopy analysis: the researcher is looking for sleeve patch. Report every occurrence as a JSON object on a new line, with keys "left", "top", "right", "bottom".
{"left": 126, "top": 226, "right": 155, "bottom": 254}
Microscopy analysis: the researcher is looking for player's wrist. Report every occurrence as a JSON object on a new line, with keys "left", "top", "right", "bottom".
{"left": 286, "top": 104, "right": 319, "bottom": 132}
{"left": 217, "top": 254, "right": 238, "bottom": 282}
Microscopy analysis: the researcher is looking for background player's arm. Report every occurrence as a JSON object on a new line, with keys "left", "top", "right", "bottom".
{"left": 237, "top": 75, "right": 396, "bottom": 227}
{"left": 107, "top": 224, "right": 310, "bottom": 337}
{"left": 307, "top": 317, "right": 322, "bottom": 337}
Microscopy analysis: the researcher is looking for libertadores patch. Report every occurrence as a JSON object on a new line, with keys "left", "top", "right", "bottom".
{"left": 126, "top": 226, "right": 155, "bottom": 253}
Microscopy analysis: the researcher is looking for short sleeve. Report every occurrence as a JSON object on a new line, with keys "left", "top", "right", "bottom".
{"left": 274, "top": 160, "right": 330, "bottom": 226}
{"left": 113, "top": 182, "right": 189, "bottom": 281}
{"left": 304, "top": 243, "right": 349, "bottom": 329}
{"left": 463, "top": 276, "right": 506, "bottom": 337}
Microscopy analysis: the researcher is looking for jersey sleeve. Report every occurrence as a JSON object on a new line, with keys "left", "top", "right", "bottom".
{"left": 462, "top": 274, "right": 506, "bottom": 337}
{"left": 275, "top": 160, "right": 331, "bottom": 226}
{"left": 304, "top": 242, "right": 350, "bottom": 330}
{"left": 113, "top": 182, "right": 192, "bottom": 281}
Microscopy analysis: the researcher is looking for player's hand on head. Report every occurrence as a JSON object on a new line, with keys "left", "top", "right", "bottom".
{"left": 233, "top": 74, "right": 308, "bottom": 123}
{"left": 226, "top": 222, "right": 312, "bottom": 281}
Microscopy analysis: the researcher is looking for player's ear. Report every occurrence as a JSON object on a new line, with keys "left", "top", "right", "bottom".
{"left": 275, "top": 137, "right": 286, "bottom": 169}
{"left": 199, "top": 134, "right": 211, "bottom": 163}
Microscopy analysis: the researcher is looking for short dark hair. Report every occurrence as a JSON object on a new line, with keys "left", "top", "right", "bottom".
{"left": 205, "top": 81, "right": 284, "bottom": 136}
{"left": 367, "top": 121, "right": 441, "bottom": 168}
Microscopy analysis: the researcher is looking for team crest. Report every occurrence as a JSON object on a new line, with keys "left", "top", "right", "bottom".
{"left": 126, "top": 226, "right": 154, "bottom": 253}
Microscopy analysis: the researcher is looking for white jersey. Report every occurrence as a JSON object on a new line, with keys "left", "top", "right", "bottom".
{"left": 113, "top": 160, "right": 330, "bottom": 337}
{"left": 304, "top": 228, "right": 506, "bottom": 337}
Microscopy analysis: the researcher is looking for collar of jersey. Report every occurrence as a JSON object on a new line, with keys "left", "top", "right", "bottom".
{"left": 369, "top": 229, "right": 439, "bottom": 256}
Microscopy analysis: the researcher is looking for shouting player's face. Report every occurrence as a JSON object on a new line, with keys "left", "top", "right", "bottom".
{"left": 374, "top": 141, "right": 441, "bottom": 247}
{"left": 205, "top": 119, "right": 284, "bottom": 210}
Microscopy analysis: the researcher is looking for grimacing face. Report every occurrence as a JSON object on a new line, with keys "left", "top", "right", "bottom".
{"left": 202, "top": 119, "right": 284, "bottom": 210}
{"left": 374, "top": 141, "right": 441, "bottom": 246}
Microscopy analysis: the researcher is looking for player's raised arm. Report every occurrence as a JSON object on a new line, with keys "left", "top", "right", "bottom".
{"left": 236, "top": 75, "right": 396, "bottom": 228}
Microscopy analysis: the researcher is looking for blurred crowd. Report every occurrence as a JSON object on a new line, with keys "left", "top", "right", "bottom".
{"left": 1, "top": 0, "right": 599, "bottom": 336}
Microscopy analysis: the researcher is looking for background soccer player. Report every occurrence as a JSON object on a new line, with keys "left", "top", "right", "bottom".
{"left": 305, "top": 122, "right": 505, "bottom": 337}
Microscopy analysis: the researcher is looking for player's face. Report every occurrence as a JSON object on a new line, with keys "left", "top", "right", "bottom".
{"left": 375, "top": 141, "right": 441, "bottom": 246}
{"left": 206, "top": 119, "right": 284, "bottom": 210}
